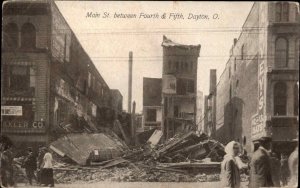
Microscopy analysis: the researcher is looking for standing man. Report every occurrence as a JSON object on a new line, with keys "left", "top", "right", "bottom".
{"left": 288, "top": 144, "right": 298, "bottom": 187}
{"left": 23, "top": 147, "right": 37, "bottom": 185}
{"left": 280, "top": 153, "right": 290, "bottom": 186}
{"left": 37, "top": 147, "right": 46, "bottom": 185}
{"left": 249, "top": 137, "right": 274, "bottom": 188}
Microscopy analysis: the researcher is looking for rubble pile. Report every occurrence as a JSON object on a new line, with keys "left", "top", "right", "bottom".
{"left": 47, "top": 131, "right": 230, "bottom": 183}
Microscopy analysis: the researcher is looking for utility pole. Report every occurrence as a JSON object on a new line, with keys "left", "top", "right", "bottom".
{"left": 128, "top": 51, "right": 133, "bottom": 113}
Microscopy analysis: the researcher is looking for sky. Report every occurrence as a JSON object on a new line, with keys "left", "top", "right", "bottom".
{"left": 55, "top": 1, "right": 254, "bottom": 113}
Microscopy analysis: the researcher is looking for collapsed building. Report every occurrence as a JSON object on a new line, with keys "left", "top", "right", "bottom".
{"left": 1, "top": 0, "right": 124, "bottom": 149}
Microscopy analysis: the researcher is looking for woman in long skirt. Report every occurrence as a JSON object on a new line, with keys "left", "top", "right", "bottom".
{"left": 41, "top": 148, "right": 54, "bottom": 187}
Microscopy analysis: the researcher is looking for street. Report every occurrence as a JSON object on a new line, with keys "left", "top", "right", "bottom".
{"left": 15, "top": 182, "right": 249, "bottom": 188}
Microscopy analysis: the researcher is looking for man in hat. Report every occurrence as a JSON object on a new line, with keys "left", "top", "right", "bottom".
{"left": 288, "top": 139, "right": 298, "bottom": 187}
{"left": 249, "top": 137, "right": 274, "bottom": 188}
{"left": 23, "top": 147, "right": 37, "bottom": 185}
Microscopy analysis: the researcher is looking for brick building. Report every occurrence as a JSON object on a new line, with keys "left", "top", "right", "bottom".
{"left": 1, "top": 0, "right": 115, "bottom": 148}
{"left": 206, "top": 2, "right": 299, "bottom": 154}
{"left": 161, "top": 36, "right": 201, "bottom": 139}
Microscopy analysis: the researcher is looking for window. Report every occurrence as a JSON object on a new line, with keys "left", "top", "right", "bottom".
{"left": 175, "top": 62, "right": 179, "bottom": 72}
{"left": 234, "top": 58, "right": 237, "bottom": 71}
{"left": 168, "top": 61, "right": 172, "bottom": 72}
{"left": 276, "top": 3, "right": 282, "bottom": 22}
{"left": 229, "top": 66, "right": 231, "bottom": 78}
{"left": 187, "top": 80, "right": 195, "bottom": 93}
{"left": 275, "top": 2, "right": 289, "bottom": 22}
{"left": 275, "top": 37, "right": 288, "bottom": 68}
{"left": 174, "top": 106, "right": 179, "bottom": 117}
{"left": 21, "top": 23, "right": 36, "bottom": 49}
{"left": 3, "top": 23, "right": 18, "bottom": 48}
{"left": 274, "top": 82, "right": 287, "bottom": 115}
{"left": 294, "top": 84, "right": 299, "bottom": 115}
{"left": 176, "top": 79, "right": 195, "bottom": 94}
{"left": 6, "top": 66, "right": 35, "bottom": 95}
{"left": 146, "top": 109, "right": 156, "bottom": 121}
{"left": 241, "top": 45, "right": 244, "bottom": 60}
{"left": 282, "top": 3, "right": 289, "bottom": 22}
{"left": 229, "top": 85, "right": 232, "bottom": 100}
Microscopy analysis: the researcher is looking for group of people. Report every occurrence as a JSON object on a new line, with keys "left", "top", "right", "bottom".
{"left": 22, "top": 147, "right": 55, "bottom": 187}
{"left": 1, "top": 145, "right": 54, "bottom": 187}
{"left": 220, "top": 137, "right": 298, "bottom": 188}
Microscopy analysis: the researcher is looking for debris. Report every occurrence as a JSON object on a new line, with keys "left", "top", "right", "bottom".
{"left": 147, "top": 129, "right": 163, "bottom": 147}
{"left": 50, "top": 133, "right": 127, "bottom": 165}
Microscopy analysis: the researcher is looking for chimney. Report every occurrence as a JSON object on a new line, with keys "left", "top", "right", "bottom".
{"left": 128, "top": 51, "right": 133, "bottom": 113}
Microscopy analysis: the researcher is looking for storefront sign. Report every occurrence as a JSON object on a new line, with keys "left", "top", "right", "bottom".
{"left": 2, "top": 121, "right": 45, "bottom": 129}
{"left": 251, "top": 113, "right": 266, "bottom": 140}
{"left": 1, "top": 106, "right": 22, "bottom": 116}
{"left": 162, "top": 75, "right": 176, "bottom": 94}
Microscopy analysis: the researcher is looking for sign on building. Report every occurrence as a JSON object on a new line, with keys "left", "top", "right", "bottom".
{"left": 1, "top": 106, "right": 22, "bottom": 116}
{"left": 162, "top": 75, "right": 176, "bottom": 94}
{"left": 251, "top": 57, "right": 269, "bottom": 140}
{"left": 251, "top": 113, "right": 267, "bottom": 140}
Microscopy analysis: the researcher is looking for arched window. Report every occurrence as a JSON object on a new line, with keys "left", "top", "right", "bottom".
{"left": 3, "top": 23, "right": 18, "bottom": 48}
{"left": 282, "top": 3, "right": 289, "bottom": 22}
{"left": 21, "top": 23, "right": 36, "bottom": 49}
{"left": 274, "top": 82, "right": 287, "bottom": 115}
{"left": 294, "top": 83, "right": 299, "bottom": 115}
{"left": 276, "top": 3, "right": 282, "bottom": 22}
{"left": 275, "top": 37, "right": 288, "bottom": 68}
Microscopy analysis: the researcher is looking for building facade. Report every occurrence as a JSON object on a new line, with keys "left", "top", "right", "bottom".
{"left": 142, "top": 77, "right": 162, "bottom": 132}
{"left": 1, "top": 0, "right": 114, "bottom": 147}
{"left": 161, "top": 36, "right": 201, "bottom": 139}
{"left": 203, "top": 70, "right": 217, "bottom": 137}
{"left": 210, "top": 2, "right": 299, "bottom": 154}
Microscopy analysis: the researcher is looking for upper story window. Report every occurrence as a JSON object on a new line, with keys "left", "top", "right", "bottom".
{"left": 21, "top": 23, "right": 36, "bottom": 49}
{"left": 234, "top": 58, "right": 237, "bottom": 71}
{"left": 275, "top": 37, "right": 288, "bottom": 68}
{"left": 241, "top": 45, "right": 244, "bottom": 60}
{"left": 274, "top": 82, "right": 287, "bottom": 116}
{"left": 3, "top": 23, "right": 18, "bottom": 49}
{"left": 275, "top": 2, "right": 289, "bottom": 22}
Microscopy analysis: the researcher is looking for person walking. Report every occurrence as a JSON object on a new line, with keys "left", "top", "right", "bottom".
{"left": 280, "top": 153, "right": 290, "bottom": 186}
{"left": 288, "top": 145, "right": 298, "bottom": 187}
{"left": 23, "top": 147, "right": 37, "bottom": 185}
{"left": 1, "top": 146, "right": 14, "bottom": 187}
{"left": 269, "top": 152, "right": 281, "bottom": 187}
{"left": 40, "top": 148, "right": 54, "bottom": 187}
{"left": 220, "top": 141, "right": 241, "bottom": 188}
{"left": 249, "top": 137, "right": 273, "bottom": 188}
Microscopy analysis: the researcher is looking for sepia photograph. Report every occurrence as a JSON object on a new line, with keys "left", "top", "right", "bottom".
{"left": 1, "top": 1, "right": 299, "bottom": 188}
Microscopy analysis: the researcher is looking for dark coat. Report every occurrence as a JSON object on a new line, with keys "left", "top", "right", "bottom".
{"left": 249, "top": 147, "right": 273, "bottom": 188}
{"left": 270, "top": 156, "right": 281, "bottom": 187}
{"left": 220, "top": 156, "right": 241, "bottom": 188}
{"left": 23, "top": 153, "right": 37, "bottom": 171}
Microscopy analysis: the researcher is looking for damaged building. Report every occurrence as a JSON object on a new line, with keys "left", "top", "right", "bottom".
{"left": 161, "top": 36, "right": 201, "bottom": 139}
{"left": 1, "top": 0, "right": 123, "bottom": 148}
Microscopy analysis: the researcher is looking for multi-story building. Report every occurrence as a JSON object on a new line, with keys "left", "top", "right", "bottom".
{"left": 1, "top": 0, "right": 114, "bottom": 148}
{"left": 161, "top": 36, "right": 201, "bottom": 139}
{"left": 211, "top": 2, "right": 299, "bottom": 154}
{"left": 142, "top": 77, "right": 162, "bottom": 132}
